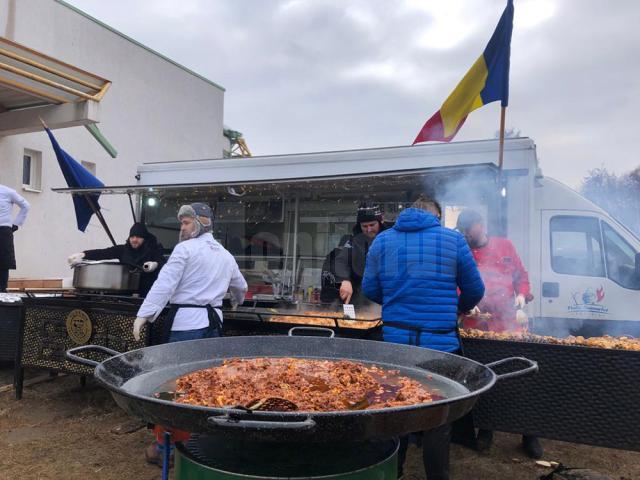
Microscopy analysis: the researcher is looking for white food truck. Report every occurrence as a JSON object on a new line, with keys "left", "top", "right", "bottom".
{"left": 64, "top": 137, "right": 640, "bottom": 336}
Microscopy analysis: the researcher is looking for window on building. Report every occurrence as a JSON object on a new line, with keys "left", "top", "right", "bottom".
{"left": 550, "top": 216, "right": 605, "bottom": 277}
{"left": 81, "top": 161, "right": 96, "bottom": 175}
{"left": 22, "top": 149, "right": 42, "bottom": 191}
{"left": 22, "top": 155, "right": 31, "bottom": 186}
{"left": 602, "top": 223, "right": 640, "bottom": 289}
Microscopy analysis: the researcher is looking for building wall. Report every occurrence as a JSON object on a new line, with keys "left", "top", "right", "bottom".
{"left": 0, "top": 0, "right": 225, "bottom": 280}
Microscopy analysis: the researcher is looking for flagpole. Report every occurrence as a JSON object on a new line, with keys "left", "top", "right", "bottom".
{"left": 498, "top": 106, "right": 506, "bottom": 170}
{"left": 497, "top": 105, "right": 507, "bottom": 236}
{"left": 83, "top": 193, "right": 117, "bottom": 246}
{"left": 127, "top": 193, "right": 137, "bottom": 223}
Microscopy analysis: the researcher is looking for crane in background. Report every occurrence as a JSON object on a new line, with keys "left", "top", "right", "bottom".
{"left": 223, "top": 127, "right": 252, "bottom": 157}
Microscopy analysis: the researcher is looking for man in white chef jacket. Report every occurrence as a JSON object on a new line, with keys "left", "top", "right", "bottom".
{"left": 0, "top": 184, "right": 30, "bottom": 292}
{"left": 133, "top": 202, "right": 247, "bottom": 342}
{"left": 132, "top": 202, "right": 247, "bottom": 467}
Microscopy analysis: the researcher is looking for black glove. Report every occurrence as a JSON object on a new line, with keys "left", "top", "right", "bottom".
{"left": 11, "top": 225, "right": 18, "bottom": 232}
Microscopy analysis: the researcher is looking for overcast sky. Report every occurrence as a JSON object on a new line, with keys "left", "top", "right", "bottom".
{"left": 66, "top": 0, "right": 640, "bottom": 188}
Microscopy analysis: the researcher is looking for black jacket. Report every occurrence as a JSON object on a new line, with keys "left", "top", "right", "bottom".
{"left": 84, "top": 235, "right": 165, "bottom": 296}
{"left": 333, "top": 232, "right": 376, "bottom": 306}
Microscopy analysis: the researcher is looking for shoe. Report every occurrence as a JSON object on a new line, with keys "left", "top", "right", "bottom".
{"left": 522, "top": 435, "right": 543, "bottom": 459}
{"left": 475, "top": 429, "right": 494, "bottom": 452}
{"left": 145, "top": 443, "right": 174, "bottom": 468}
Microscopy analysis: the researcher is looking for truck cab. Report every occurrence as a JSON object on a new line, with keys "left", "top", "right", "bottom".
{"left": 532, "top": 177, "right": 640, "bottom": 336}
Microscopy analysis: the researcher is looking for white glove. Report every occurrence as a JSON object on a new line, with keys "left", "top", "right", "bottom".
{"left": 133, "top": 316, "right": 150, "bottom": 341}
{"left": 516, "top": 308, "right": 529, "bottom": 326}
{"left": 68, "top": 252, "right": 85, "bottom": 266}
{"left": 514, "top": 294, "right": 526, "bottom": 309}
{"left": 469, "top": 306, "right": 481, "bottom": 316}
{"left": 143, "top": 261, "right": 158, "bottom": 273}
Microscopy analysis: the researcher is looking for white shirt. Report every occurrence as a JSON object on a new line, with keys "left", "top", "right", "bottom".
{"left": 0, "top": 185, "right": 29, "bottom": 227}
{"left": 137, "top": 232, "right": 247, "bottom": 331}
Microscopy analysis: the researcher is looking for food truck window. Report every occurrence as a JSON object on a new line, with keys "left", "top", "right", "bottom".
{"left": 550, "top": 216, "right": 605, "bottom": 277}
{"left": 214, "top": 198, "right": 286, "bottom": 269}
{"left": 143, "top": 189, "right": 291, "bottom": 301}
{"left": 297, "top": 199, "right": 356, "bottom": 257}
{"left": 141, "top": 195, "right": 183, "bottom": 251}
{"left": 141, "top": 191, "right": 287, "bottom": 258}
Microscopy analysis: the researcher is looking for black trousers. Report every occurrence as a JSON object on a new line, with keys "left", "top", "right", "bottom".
{"left": 0, "top": 269, "right": 8, "bottom": 292}
{"left": 398, "top": 423, "right": 452, "bottom": 480}
{"left": 395, "top": 344, "right": 463, "bottom": 480}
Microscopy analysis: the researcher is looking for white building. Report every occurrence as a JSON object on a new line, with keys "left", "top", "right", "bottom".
{"left": 0, "top": 0, "right": 226, "bottom": 282}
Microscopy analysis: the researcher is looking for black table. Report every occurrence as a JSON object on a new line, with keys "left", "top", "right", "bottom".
{"left": 462, "top": 337, "right": 640, "bottom": 452}
{"left": 15, "top": 294, "right": 167, "bottom": 399}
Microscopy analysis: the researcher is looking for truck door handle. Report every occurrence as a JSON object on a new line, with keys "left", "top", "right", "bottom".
{"left": 542, "top": 282, "right": 559, "bottom": 298}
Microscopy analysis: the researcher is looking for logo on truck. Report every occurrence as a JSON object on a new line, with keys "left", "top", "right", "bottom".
{"left": 568, "top": 286, "right": 608, "bottom": 314}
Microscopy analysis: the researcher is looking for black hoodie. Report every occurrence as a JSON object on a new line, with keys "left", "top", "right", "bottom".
{"left": 83, "top": 223, "right": 165, "bottom": 296}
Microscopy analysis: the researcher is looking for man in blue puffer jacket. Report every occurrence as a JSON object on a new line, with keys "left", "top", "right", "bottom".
{"left": 362, "top": 196, "right": 484, "bottom": 480}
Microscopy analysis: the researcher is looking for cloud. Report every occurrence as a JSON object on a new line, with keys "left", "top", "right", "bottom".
{"left": 65, "top": 0, "right": 640, "bottom": 188}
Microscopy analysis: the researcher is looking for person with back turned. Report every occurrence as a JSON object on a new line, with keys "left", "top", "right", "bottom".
{"left": 362, "top": 196, "right": 485, "bottom": 480}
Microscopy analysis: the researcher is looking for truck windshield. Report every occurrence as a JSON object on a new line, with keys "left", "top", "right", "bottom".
{"left": 602, "top": 222, "right": 640, "bottom": 290}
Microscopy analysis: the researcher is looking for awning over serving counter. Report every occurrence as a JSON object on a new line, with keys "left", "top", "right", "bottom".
{"left": 50, "top": 138, "right": 532, "bottom": 195}
{"left": 0, "top": 36, "right": 110, "bottom": 137}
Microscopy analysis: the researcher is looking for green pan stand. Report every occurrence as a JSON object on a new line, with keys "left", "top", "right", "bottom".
{"left": 174, "top": 436, "right": 399, "bottom": 479}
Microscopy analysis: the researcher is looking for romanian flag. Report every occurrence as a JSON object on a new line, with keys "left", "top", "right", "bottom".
{"left": 413, "top": 0, "right": 514, "bottom": 144}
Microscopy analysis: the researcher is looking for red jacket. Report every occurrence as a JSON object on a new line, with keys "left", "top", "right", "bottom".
{"left": 463, "top": 237, "right": 532, "bottom": 332}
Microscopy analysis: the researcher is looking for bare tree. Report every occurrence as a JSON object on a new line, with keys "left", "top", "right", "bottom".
{"left": 581, "top": 167, "right": 640, "bottom": 235}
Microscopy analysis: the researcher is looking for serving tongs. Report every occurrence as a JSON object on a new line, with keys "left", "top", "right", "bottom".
{"left": 232, "top": 397, "right": 299, "bottom": 412}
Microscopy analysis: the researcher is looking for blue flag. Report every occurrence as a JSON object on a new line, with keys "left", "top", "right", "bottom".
{"left": 45, "top": 128, "right": 104, "bottom": 232}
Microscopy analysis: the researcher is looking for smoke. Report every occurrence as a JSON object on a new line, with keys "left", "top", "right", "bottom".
{"left": 581, "top": 167, "right": 640, "bottom": 237}
{"left": 531, "top": 316, "right": 640, "bottom": 339}
{"left": 354, "top": 303, "right": 382, "bottom": 320}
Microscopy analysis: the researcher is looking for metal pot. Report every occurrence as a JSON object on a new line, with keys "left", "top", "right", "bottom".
{"left": 72, "top": 261, "right": 140, "bottom": 292}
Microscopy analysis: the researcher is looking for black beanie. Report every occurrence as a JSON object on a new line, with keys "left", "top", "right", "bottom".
{"left": 356, "top": 201, "right": 382, "bottom": 224}
{"left": 129, "top": 222, "right": 149, "bottom": 239}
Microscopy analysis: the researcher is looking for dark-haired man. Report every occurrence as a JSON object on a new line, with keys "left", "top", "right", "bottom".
{"left": 334, "top": 201, "right": 387, "bottom": 305}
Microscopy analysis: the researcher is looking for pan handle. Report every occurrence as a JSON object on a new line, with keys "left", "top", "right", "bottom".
{"left": 207, "top": 413, "right": 316, "bottom": 432}
{"left": 485, "top": 356, "right": 538, "bottom": 381}
{"left": 65, "top": 345, "right": 122, "bottom": 369}
{"left": 288, "top": 326, "right": 335, "bottom": 338}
